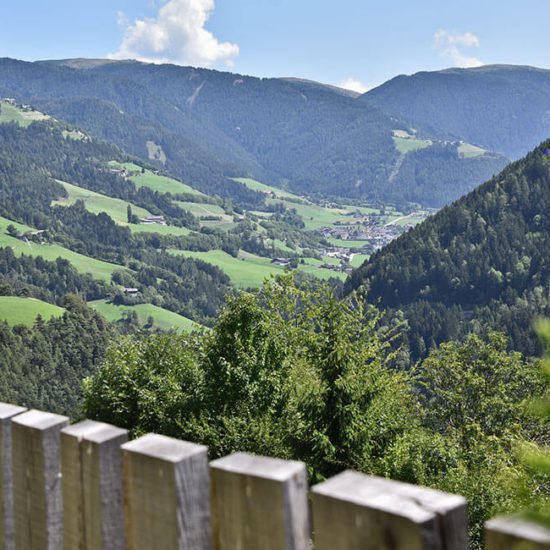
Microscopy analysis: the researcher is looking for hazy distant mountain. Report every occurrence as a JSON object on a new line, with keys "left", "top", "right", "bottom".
{"left": 361, "top": 65, "right": 550, "bottom": 159}
{"left": 347, "top": 139, "right": 550, "bottom": 358}
{"left": 0, "top": 58, "right": 523, "bottom": 207}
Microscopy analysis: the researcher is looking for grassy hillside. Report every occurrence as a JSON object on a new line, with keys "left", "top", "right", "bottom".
{"left": 54, "top": 179, "right": 194, "bottom": 237}
{"left": 89, "top": 300, "right": 202, "bottom": 332}
{"left": 109, "top": 161, "right": 205, "bottom": 197}
{"left": 170, "top": 249, "right": 287, "bottom": 288}
{"left": 0, "top": 115, "right": 232, "bottom": 329}
{"left": 232, "top": 177, "right": 301, "bottom": 200}
{"left": 393, "top": 136, "right": 432, "bottom": 154}
{"left": 170, "top": 249, "right": 346, "bottom": 287}
{"left": 53, "top": 180, "right": 151, "bottom": 223}
{"left": 0, "top": 58, "right": 509, "bottom": 207}
{"left": 129, "top": 224, "right": 193, "bottom": 237}
{"left": 0, "top": 100, "right": 49, "bottom": 127}
{"left": 0, "top": 216, "right": 124, "bottom": 281}
{"left": 0, "top": 296, "right": 64, "bottom": 326}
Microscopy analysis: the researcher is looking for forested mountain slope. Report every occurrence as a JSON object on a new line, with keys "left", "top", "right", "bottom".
{"left": 0, "top": 57, "right": 507, "bottom": 207}
{"left": 347, "top": 140, "right": 550, "bottom": 358}
{"left": 0, "top": 120, "right": 232, "bottom": 324}
{"left": 362, "top": 65, "right": 550, "bottom": 159}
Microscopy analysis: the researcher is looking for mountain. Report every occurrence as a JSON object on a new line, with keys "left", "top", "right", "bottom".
{"left": 346, "top": 139, "right": 550, "bottom": 359}
{"left": 361, "top": 65, "right": 550, "bottom": 159}
{"left": 0, "top": 57, "right": 507, "bottom": 207}
{"left": 0, "top": 102, "right": 375, "bottom": 320}
{"left": 0, "top": 113, "right": 233, "bottom": 327}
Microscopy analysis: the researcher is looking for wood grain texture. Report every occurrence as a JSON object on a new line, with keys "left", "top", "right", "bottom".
{"left": 61, "top": 420, "right": 128, "bottom": 550}
{"left": 122, "top": 433, "right": 211, "bottom": 550}
{"left": 0, "top": 404, "right": 26, "bottom": 550}
{"left": 210, "top": 452, "right": 310, "bottom": 550}
{"left": 486, "top": 516, "right": 550, "bottom": 549}
{"left": 11, "top": 410, "right": 69, "bottom": 550}
{"left": 312, "top": 471, "right": 468, "bottom": 550}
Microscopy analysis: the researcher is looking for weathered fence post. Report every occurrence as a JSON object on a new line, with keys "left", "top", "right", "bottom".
{"left": 485, "top": 516, "right": 550, "bottom": 549}
{"left": 61, "top": 420, "right": 128, "bottom": 550}
{"left": 11, "top": 409, "right": 69, "bottom": 550}
{"left": 0, "top": 404, "right": 26, "bottom": 550}
{"left": 210, "top": 452, "right": 310, "bottom": 550}
{"left": 312, "top": 470, "right": 468, "bottom": 550}
{"left": 122, "top": 433, "right": 211, "bottom": 550}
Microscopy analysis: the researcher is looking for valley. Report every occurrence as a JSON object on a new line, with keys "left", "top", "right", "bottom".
{"left": 1, "top": 3, "right": 550, "bottom": 545}
{"left": 0, "top": 100, "right": 431, "bottom": 334}
{"left": 0, "top": 61, "right": 548, "bottom": 346}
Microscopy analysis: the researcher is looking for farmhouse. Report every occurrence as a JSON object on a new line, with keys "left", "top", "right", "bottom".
{"left": 271, "top": 257, "right": 291, "bottom": 266}
{"left": 139, "top": 215, "right": 167, "bottom": 225}
{"left": 122, "top": 287, "right": 139, "bottom": 295}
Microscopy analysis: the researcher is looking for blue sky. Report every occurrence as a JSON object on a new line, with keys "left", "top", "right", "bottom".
{"left": 1, "top": 0, "right": 549, "bottom": 91}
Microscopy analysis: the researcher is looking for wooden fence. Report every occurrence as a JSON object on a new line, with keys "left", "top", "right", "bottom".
{"left": 0, "top": 402, "right": 548, "bottom": 549}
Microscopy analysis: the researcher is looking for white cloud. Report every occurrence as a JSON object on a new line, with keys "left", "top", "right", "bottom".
{"left": 116, "top": 11, "right": 129, "bottom": 28}
{"left": 110, "top": 0, "right": 239, "bottom": 67}
{"left": 434, "top": 29, "right": 483, "bottom": 68}
{"left": 338, "top": 78, "right": 371, "bottom": 94}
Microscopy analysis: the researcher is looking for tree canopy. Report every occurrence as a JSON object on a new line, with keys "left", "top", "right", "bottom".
{"left": 83, "top": 275, "right": 548, "bottom": 548}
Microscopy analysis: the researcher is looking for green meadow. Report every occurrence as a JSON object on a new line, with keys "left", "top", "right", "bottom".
{"left": 0, "top": 297, "right": 64, "bottom": 326}
{"left": 108, "top": 161, "right": 142, "bottom": 172}
{"left": 130, "top": 171, "right": 205, "bottom": 197}
{"left": 265, "top": 198, "right": 358, "bottom": 231}
{"left": 170, "top": 249, "right": 288, "bottom": 288}
{"left": 233, "top": 177, "right": 302, "bottom": 200}
{"left": 298, "top": 264, "right": 346, "bottom": 281}
{"left": 458, "top": 142, "right": 486, "bottom": 158}
{"left": 349, "top": 254, "right": 369, "bottom": 268}
{"left": 89, "top": 300, "right": 202, "bottom": 332}
{"left": 53, "top": 180, "right": 151, "bottom": 224}
{"left": 53, "top": 180, "right": 193, "bottom": 237}
{"left": 130, "top": 224, "right": 193, "bottom": 237}
{"left": 300, "top": 256, "right": 347, "bottom": 281}
{"left": 0, "top": 216, "right": 124, "bottom": 281}
{"left": 0, "top": 101, "right": 50, "bottom": 127}
{"left": 170, "top": 248, "right": 346, "bottom": 286}
{"left": 393, "top": 136, "right": 432, "bottom": 154}
{"left": 175, "top": 201, "right": 236, "bottom": 229}
{"left": 108, "top": 161, "right": 205, "bottom": 197}
{"left": 175, "top": 201, "right": 226, "bottom": 217}
{"left": 328, "top": 238, "right": 369, "bottom": 249}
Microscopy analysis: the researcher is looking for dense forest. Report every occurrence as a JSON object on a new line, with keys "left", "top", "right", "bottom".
{"left": 347, "top": 140, "right": 550, "bottom": 359}
{"left": 0, "top": 57, "right": 510, "bottom": 207}
{"left": 0, "top": 121, "right": 234, "bottom": 323}
{"left": 0, "top": 294, "right": 113, "bottom": 416}
{"left": 362, "top": 65, "right": 550, "bottom": 159}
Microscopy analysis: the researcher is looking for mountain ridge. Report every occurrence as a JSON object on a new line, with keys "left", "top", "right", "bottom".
{"left": 347, "top": 138, "right": 550, "bottom": 358}
{"left": 361, "top": 64, "right": 550, "bottom": 159}
{"left": 0, "top": 56, "right": 510, "bottom": 207}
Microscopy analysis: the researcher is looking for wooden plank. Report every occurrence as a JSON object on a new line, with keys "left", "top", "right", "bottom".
{"left": 0, "top": 404, "right": 26, "bottom": 550}
{"left": 210, "top": 452, "right": 310, "bottom": 550}
{"left": 61, "top": 420, "right": 128, "bottom": 550}
{"left": 312, "top": 471, "right": 468, "bottom": 550}
{"left": 486, "top": 516, "right": 550, "bottom": 549}
{"left": 11, "top": 409, "right": 69, "bottom": 550}
{"left": 122, "top": 433, "right": 211, "bottom": 550}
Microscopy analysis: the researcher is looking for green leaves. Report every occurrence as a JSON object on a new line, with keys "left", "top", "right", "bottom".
{"left": 82, "top": 276, "right": 548, "bottom": 549}
{"left": 84, "top": 273, "right": 416, "bottom": 480}
{"left": 519, "top": 321, "right": 550, "bottom": 527}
